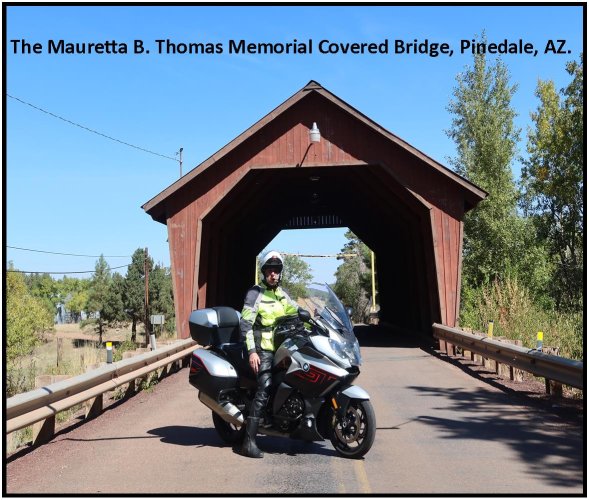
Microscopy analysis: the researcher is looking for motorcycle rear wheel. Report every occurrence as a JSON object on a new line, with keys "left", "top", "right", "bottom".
{"left": 212, "top": 411, "right": 245, "bottom": 444}
{"left": 329, "top": 399, "right": 375, "bottom": 459}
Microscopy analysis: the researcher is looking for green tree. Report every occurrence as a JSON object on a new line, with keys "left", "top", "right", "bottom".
{"left": 50, "top": 276, "right": 91, "bottom": 323}
{"left": 103, "top": 272, "right": 127, "bottom": 325}
{"left": 66, "top": 288, "right": 89, "bottom": 323}
{"left": 149, "top": 264, "right": 175, "bottom": 335}
{"left": 85, "top": 255, "right": 124, "bottom": 344}
{"left": 25, "top": 273, "right": 59, "bottom": 315}
{"left": 521, "top": 54, "right": 584, "bottom": 311}
{"left": 279, "top": 254, "right": 313, "bottom": 299}
{"left": 333, "top": 231, "right": 373, "bottom": 323}
{"left": 6, "top": 266, "right": 54, "bottom": 362}
{"left": 124, "top": 248, "right": 153, "bottom": 342}
{"left": 446, "top": 34, "right": 550, "bottom": 299}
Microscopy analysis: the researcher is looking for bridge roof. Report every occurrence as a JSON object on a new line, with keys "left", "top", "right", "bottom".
{"left": 142, "top": 80, "right": 486, "bottom": 224}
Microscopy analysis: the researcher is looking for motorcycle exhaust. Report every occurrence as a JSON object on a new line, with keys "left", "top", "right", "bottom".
{"left": 198, "top": 392, "right": 244, "bottom": 427}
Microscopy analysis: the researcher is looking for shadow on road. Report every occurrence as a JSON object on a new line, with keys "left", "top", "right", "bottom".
{"left": 251, "top": 435, "right": 338, "bottom": 458}
{"left": 148, "top": 425, "right": 338, "bottom": 457}
{"left": 410, "top": 385, "right": 583, "bottom": 490}
{"left": 147, "top": 425, "right": 227, "bottom": 448}
{"left": 354, "top": 324, "right": 431, "bottom": 348}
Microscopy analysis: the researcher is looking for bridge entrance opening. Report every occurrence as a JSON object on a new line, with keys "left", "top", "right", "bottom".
{"left": 263, "top": 227, "right": 379, "bottom": 326}
{"left": 193, "top": 164, "right": 435, "bottom": 335}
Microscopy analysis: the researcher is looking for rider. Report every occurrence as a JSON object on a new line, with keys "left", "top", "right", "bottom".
{"left": 239, "top": 250, "right": 300, "bottom": 458}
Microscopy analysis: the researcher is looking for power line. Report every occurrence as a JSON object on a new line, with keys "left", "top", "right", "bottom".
{"left": 281, "top": 253, "right": 358, "bottom": 258}
{"left": 7, "top": 93, "right": 178, "bottom": 162}
{"left": 7, "top": 245, "right": 131, "bottom": 258}
{"left": 6, "top": 264, "right": 132, "bottom": 275}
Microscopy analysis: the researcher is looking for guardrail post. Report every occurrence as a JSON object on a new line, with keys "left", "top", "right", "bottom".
{"left": 182, "top": 354, "right": 191, "bottom": 368}
{"left": 483, "top": 321, "right": 495, "bottom": 371}
{"left": 32, "top": 416, "right": 56, "bottom": 446}
{"left": 31, "top": 374, "right": 70, "bottom": 446}
{"left": 546, "top": 379, "right": 563, "bottom": 398}
{"left": 125, "top": 380, "right": 136, "bottom": 397}
{"left": 85, "top": 395, "right": 103, "bottom": 419}
{"left": 157, "top": 364, "right": 169, "bottom": 381}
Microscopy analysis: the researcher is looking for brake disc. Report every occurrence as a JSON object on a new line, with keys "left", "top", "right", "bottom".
{"left": 335, "top": 408, "right": 361, "bottom": 443}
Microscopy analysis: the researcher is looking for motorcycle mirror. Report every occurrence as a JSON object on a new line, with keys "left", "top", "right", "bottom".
{"left": 346, "top": 307, "right": 353, "bottom": 317}
{"left": 298, "top": 308, "right": 311, "bottom": 322}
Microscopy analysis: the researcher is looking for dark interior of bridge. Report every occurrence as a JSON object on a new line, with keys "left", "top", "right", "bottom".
{"left": 198, "top": 165, "right": 438, "bottom": 335}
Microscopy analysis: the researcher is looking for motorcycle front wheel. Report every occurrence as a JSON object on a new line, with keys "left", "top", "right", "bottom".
{"left": 329, "top": 399, "right": 376, "bottom": 459}
{"left": 212, "top": 411, "right": 245, "bottom": 444}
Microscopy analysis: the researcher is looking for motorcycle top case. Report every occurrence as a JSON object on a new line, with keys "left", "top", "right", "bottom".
{"left": 189, "top": 306, "right": 241, "bottom": 347}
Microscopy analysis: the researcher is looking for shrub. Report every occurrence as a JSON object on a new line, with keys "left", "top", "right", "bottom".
{"left": 459, "top": 277, "right": 583, "bottom": 360}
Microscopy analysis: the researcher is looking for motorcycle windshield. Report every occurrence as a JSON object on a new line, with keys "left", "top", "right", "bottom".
{"left": 303, "top": 283, "right": 355, "bottom": 338}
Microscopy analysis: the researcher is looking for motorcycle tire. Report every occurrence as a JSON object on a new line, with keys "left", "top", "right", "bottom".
{"left": 329, "top": 399, "right": 376, "bottom": 459}
{"left": 212, "top": 411, "right": 245, "bottom": 444}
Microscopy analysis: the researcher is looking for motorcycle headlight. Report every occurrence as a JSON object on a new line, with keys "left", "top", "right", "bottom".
{"left": 328, "top": 338, "right": 362, "bottom": 366}
{"left": 328, "top": 338, "right": 348, "bottom": 363}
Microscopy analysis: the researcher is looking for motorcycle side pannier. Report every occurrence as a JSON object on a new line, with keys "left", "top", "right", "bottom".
{"left": 188, "top": 306, "right": 241, "bottom": 347}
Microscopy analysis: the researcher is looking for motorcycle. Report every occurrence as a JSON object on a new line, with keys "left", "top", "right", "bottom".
{"left": 187, "top": 283, "right": 376, "bottom": 459}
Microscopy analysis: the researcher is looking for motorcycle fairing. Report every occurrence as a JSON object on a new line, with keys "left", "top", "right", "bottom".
{"left": 332, "top": 384, "right": 370, "bottom": 421}
{"left": 284, "top": 350, "right": 348, "bottom": 398}
{"left": 341, "top": 384, "right": 370, "bottom": 401}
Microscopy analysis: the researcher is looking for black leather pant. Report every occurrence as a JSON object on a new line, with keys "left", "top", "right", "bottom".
{"left": 250, "top": 350, "right": 274, "bottom": 418}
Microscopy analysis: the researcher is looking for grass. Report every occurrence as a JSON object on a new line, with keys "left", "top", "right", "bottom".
{"left": 459, "top": 278, "right": 584, "bottom": 360}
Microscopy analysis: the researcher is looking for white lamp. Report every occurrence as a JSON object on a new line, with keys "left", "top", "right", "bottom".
{"left": 309, "top": 122, "right": 321, "bottom": 143}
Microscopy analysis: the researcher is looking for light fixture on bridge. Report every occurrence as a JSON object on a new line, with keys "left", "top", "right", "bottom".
{"left": 309, "top": 122, "right": 321, "bottom": 143}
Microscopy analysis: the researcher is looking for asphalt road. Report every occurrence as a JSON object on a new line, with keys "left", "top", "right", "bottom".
{"left": 6, "top": 333, "right": 584, "bottom": 495}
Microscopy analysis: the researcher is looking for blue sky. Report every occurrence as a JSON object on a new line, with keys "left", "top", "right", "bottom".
{"left": 4, "top": 4, "right": 584, "bottom": 284}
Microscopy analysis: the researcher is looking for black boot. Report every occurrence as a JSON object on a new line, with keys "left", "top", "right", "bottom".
{"left": 241, "top": 417, "right": 264, "bottom": 458}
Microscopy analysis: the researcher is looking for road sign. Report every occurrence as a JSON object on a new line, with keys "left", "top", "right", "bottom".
{"left": 150, "top": 315, "right": 165, "bottom": 325}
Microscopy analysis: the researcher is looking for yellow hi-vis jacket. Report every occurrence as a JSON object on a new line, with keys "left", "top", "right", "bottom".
{"left": 240, "top": 283, "right": 299, "bottom": 355}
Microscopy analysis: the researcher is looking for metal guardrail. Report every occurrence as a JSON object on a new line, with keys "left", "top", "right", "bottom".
{"left": 6, "top": 339, "right": 197, "bottom": 440}
{"left": 432, "top": 323, "right": 584, "bottom": 390}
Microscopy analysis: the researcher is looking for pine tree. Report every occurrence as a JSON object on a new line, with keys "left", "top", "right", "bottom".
{"left": 124, "top": 248, "right": 152, "bottom": 342}
{"left": 149, "top": 264, "right": 175, "bottom": 335}
{"left": 85, "top": 255, "right": 112, "bottom": 344}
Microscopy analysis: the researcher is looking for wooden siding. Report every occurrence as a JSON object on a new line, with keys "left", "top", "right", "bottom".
{"left": 430, "top": 208, "right": 463, "bottom": 326}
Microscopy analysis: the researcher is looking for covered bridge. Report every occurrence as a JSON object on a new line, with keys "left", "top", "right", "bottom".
{"left": 143, "top": 81, "right": 486, "bottom": 340}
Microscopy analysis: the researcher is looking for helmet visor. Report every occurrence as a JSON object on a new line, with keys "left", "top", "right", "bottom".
{"left": 264, "top": 266, "right": 282, "bottom": 275}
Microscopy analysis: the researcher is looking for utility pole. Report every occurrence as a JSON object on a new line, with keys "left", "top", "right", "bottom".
{"left": 144, "top": 247, "right": 150, "bottom": 347}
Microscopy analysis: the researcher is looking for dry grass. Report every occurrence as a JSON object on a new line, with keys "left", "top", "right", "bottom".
{"left": 33, "top": 324, "right": 139, "bottom": 375}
